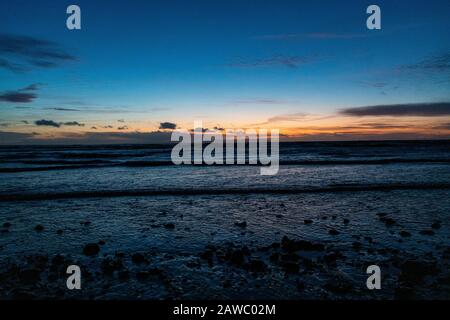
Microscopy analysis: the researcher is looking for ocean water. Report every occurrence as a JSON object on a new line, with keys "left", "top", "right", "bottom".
{"left": 0, "top": 141, "right": 449, "bottom": 299}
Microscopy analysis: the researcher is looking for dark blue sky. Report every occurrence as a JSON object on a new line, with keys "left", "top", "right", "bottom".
{"left": 1, "top": 0, "right": 449, "bottom": 143}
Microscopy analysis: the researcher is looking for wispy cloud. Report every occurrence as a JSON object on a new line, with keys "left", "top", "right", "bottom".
{"left": 226, "top": 55, "right": 316, "bottom": 69}
{"left": 253, "top": 32, "right": 369, "bottom": 41}
{"left": 0, "top": 57, "right": 25, "bottom": 72}
{"left": 0, "top": 33, "right": 77, "bottom": 72}
{"left": 231, "top": 98, "right": 290, "bottom": 105}
{"left": 0, "top": 83, "right": 43, "bottom": 103}
{"left": 266, "top": 112, "right": 309, "bottom": 123}
{"left": 399, "top": 53, "right": 450, "bottom": 73}
{"left": 432, "top": 123, "right": 450, "bottom": 130}
{"left": 45, "top": 107, "right": 81, "bottom": 112}
{"left": 0, "top": 91, "right": 36, "bottom": 103}
{"left": 340, "top": 102, "right": 450, "bottom": 117}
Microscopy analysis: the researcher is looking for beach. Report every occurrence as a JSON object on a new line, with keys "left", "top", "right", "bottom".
{"left": 0, "top": 141, "right": 449, "bottom": 299}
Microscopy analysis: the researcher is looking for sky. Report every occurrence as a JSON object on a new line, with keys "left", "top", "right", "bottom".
{"left": 0, "top": 0, "right": 449, "bottom": 144}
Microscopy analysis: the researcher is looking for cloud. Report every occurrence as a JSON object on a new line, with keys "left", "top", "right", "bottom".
{"left": 0, "top": 57, "right": 26, "bottom": 72}
{"left": 266, "top": 112, "right": 309, "bottom": 123}
{"left": 159, "top": 122, "right": 177, "bottom": 130}
{"left": 0, "top": 83, "right": 43, "bottom": 103}
{"left": 21, "top": 83, "right": 43, "bottom": 91}
{"left": 340, "top": 102, "right": 450, "bottom": 117}
{"left": 45, "top": 107, "right": 81, "bottom": 112}
{"left": 34, "top": 119, "right": 61, "bottom": 128}
{"left": 0, "top": 33, "right": 76, "bottom": 72}
{"left": 284, "top": 131, "right": 450, "bottom": 142}
{"left": 253, "top": 32, "right": 369, "bottom": 41}
{"left": 226, "top": 55, "right": 316, "bottom": 69}
{"left": 34, "top": 119, "right": 85, "bottom": 127}
{"left": 190, "top": 127, "right": 209, "bottom": 133}
{"left": 400, "top": 53, "right": 450, "bottom": 73}
{"left": 231, "top": 98, "right": 288, "bottom": 105}
{"left": 63, "top": 121, "right": 85, "bottom": 127}
{"left": 0, "top": 91, "right": 37, "bottom": 103}
{"left": 432, "top": 123, "right": 450, "bottom": 130}
{"left": 306, "top": 33, "right": 368, "bottom": 40}
{"left": 360, "top": 81, "right": 387, "bottom": 88}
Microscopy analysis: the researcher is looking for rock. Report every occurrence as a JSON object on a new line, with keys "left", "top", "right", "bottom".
{"left": 235, "top": 221, "right": 247, "bottom": 228}
{"left": 83, "top": 243, "right": 100, "bottom": 256}
{"left": 249, "top": 260, "right": 267, "bottom": 273}
{"left": 304, "top": 219, "right": 313, "bottom": 225}
{"left": 281, "top": 261, "right": 299, "bottom": 274}
{"left": 118, "top": 270, "right": 130, "bottom": 280}
{"left": 164, "top": 223, "right": 175, "bottom": 229}
{"left": 296, "top": 280, "right": 305, "bottom": 291}
{"left": 431, "top": 222, "right": 441, "bottom": 229}
{"left": 352, "top": 242, "right": 362, "bottom": 251}
{"left": 101, "top": 258, "right": 124, "bottom": 275}
{"left": 399, "top": 260, "right": 437, "bottom": 284}
{"left": 20, "top": 269, "right": 41, "bottom": 284}
{"left": 324, "top": 251, "right": 345, "bottom": 264}
{"left": 34, "top": 225, "right": 44, "bottom": 232}
{"left": 399, "top": 231, "right": 411, "bottom": 237}
{"left": 281, "top": 236, "right": 325, "bottom": 252}
{"left": 394, "top": 286, "right": 415, "bottom": 299}
{"left": 185, "top": 260, "right": 201, "bottom": 269}
{"left": 328, "top": 229, "right": 340, "bottom": 236}
{"left": 269, "top": 252, "right": 279, "bottom": 263}
{"left": 325, "top": 280, "right": 352, "bottom": 294}
{"left": 136, "top": 271, "right": 150, "bottom": 280}
{"left": 51, "top": 254, "right": 65, "bottom": 266}
{"left": 280, "top": 253, "right": 300, "bottom": 262}
{"left": 230, "top": 249, "right": 245, "bottom": 266}
{"left": 380, "top": 217, "right": 396, "bottom": 226}
{"left": 420, "top": 229, "right": 435, "bottom": 236}
{"left": 148, "top": 268, "right": 163, "bottom": 276}
{"left": 200, "top": 249, "right": 214, "bottom": 261}
{"left": 131, "top": 253, "right": 147, "bottom": 264}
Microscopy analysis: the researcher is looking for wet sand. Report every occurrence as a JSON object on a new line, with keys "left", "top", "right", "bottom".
{"left": 1, "top": 189, "right": 449, "bottom": 299}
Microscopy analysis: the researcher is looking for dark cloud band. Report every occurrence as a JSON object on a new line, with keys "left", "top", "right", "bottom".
{"left": 340, "top": 102, "right": 450, "bottom": 117}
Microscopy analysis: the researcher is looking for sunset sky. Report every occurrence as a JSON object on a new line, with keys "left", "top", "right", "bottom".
{"left": 1, "top": 0, "right": 449, "bottom": 144}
